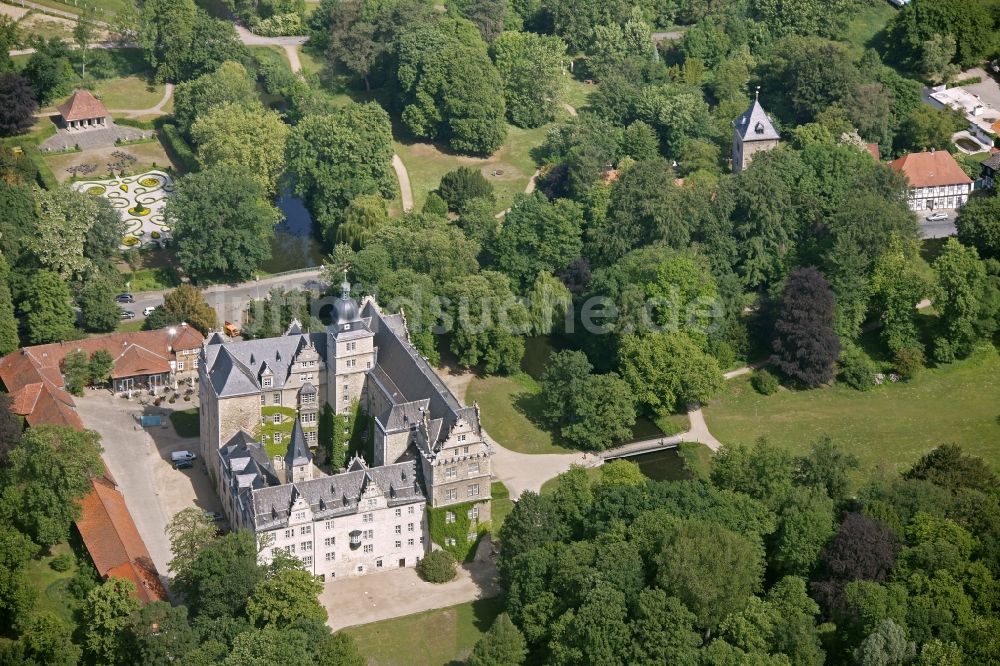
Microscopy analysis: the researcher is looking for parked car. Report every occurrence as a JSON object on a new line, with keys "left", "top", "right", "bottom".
{"left": 926, "top": 212, "right": 949, "bottom": 222}
{"left": 143, "top": 306, "right": 157, "bottom": 316}
{"left": 173, "top": 459, "right": 193, "bottom": 470}
{"left": 120, "top": 310, "right": 136, "bottom": 320}
{"left": 171, "top": 450, "right": 197, "bottom": 462}
{"left": 116, "top": 293, "right": 135, "bottom": 303}
{"left": 203, "top": 511, "right": 223, "bottom": 521}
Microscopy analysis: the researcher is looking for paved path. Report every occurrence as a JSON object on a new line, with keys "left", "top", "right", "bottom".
{"left": 393, "top": 154, "right": 414, "bottom": 212}
{"left": 494, "top": 169, "right": 541, "bottom": 218}
{"left": 234, "top": 23, "right": 307, "bottom": 47}
{"left": 75, "top": 392, "right": 224, "bottom": 594}
{"left": 323, "top": 541, "right": 499, "bottom": 631}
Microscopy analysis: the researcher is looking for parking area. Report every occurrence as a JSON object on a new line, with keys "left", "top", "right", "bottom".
{"left": 918, "top": 208, "right": 957, "bottom": 239}
{"left": 74, "top": 393, "right": 222, "bottom": 580}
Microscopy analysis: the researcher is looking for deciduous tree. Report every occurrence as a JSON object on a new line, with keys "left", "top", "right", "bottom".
{"left": 168, "top": 166, "right": 280, "bottom": 282}
{"left": 956, "top": 195, "right": 1000, "bottom": 260}
{"left": 22, "top": 612, "right": 81, "bottom": 666}
{"left": 79, "top": 272, "right": 121, "bottom": 333}
{"left": 172, "top": 61, "right": 259, "bottom": 136}
{"left": 82, "top": 578, "right": 142, "bottom": 664}
{"left": 932, "top": 238, "right": 994, "bottom": 360}
{"left": 491, "top": 31, "right": 565, "bottom": 128}
{"left": 191, "top": 103, "right": 289, "bottom": 196}
{"left": 166, "top": 507, "right": 219, "bottom": 578}
{"left": 246, "top": 568, "right": 327, "bottom": 628}
{"left": 443, "top": 271, "right": 528, "bottom": 374}
{"left": 619, "top": 332, "right": 723, "bottom": 416}
{"left": 161, "top": 284, "right": 218, "bottom": 334}
{"left": 485, "top": 193, "right": 583, "bottom": 291}
{"left": 0, "top": 73, "right": 37, "bottom": 137}
{"left": 20, "top": 270, "right": 76, "bottom": 344}
{"left": 771, "top": 266, "right": 840, "bottom": 387}
{"left": 438, "top": 166, "right": 494, "bottom": 212}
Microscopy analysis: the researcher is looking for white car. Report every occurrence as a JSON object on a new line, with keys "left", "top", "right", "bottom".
{"left": 171, "top": 450, "right": 197, "bottom": 462}
{"left": 143, "top": 306, "right": 157, "bottom": 316}
{"left": 925, "top": 212, "right": 949, "bottom": 222}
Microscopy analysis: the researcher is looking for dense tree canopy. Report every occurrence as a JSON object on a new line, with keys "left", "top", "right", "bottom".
{"left": 771, "top": 267, "right": 840, "bottom": 387}
{"left": 395, "top": 17, "right": 507, "bottom": 154}
{"left": 168, "top": 166, "right": 280, "bottom": 282}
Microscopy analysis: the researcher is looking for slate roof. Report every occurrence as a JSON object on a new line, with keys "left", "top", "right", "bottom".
{"left": 982, "top": 152, "right": 1000, "bottom": 172}
{"left": 363, "top": 300, "right": 479, "bottom": 441}
{"left": 202, "top": 332, "right": 328, "bottom": 397}
{"left": 285, "top": 418, "right": 312, "bottom": 468}
{"left": 734, "top": 99, "right": 780, "bottom": 142}
{"left": 891, "top": 150, "right": 973, "bottom": 188}
{"left": 57, "top": 89, "right": 108, "bottom": 121}
{"left": 249, "top": 459, "right": 426, "bottom": 531}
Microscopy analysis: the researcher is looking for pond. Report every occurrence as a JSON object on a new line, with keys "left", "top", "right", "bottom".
{"left": 955, "top": 137, "right": 984, "bottom": 152}
{"left": 260, "top": 188, "right": 326, "bottom": 274}
{"left": 611, "top": 448, "right": 691, "bottom": 482}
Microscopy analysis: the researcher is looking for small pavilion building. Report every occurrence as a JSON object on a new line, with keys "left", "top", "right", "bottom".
{"left": 56, "top": 89, "right": 110, "bottom": 131}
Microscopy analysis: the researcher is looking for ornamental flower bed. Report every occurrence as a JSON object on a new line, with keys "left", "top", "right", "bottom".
{"left": 72, "top": 170, "right": 174, "bottom": 249}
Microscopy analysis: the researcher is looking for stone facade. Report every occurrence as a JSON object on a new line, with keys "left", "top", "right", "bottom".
{"left": 732, "top": 95, "right": 780, "bottom": 173}
{"left": 199, "top": 281, "right": 493, "bottom": 577}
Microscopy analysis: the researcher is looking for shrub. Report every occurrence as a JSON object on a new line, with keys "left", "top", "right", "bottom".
{"left": 160, "top": 124, "right": 199, "bottom": 173}
{"left": 750, "top": 369, "right": 780, "bottom": 395}
{"left": 893, "top": 345, "right": 924, "bottom": 380}
{"left": 151, "top": 231, "right": 161, "bottom": 239}
{"left": 438, "top": 166, "right": 494, "bottom": 212}
{"left": 50, "top": 552, "right": 74, "bottom": 572}
{"left": 838, "top": 346, "right": 877, "bottom": 391}
{"left": 423, "top": 192, "right": 449, "bottom": 217}
{"left": 417, "top": 549, "right": 457, "bottom": 583}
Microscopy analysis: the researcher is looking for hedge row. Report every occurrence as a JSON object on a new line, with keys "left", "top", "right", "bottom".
{"left": 159, "top": 123, "right": 199, "bottom": 174}
{"left": 11, "top": 140, "right": 60, "bottom": 190}
{"left": 114, "top": 117, "right": 157, "bottom": 130}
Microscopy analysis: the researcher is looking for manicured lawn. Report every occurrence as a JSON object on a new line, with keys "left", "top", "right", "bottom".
{"left": 24, "top": 543, "right": 79, "bottom": 627}
{"left": 703, "top": 347, "right": 1000, "bottom": 483}
{"left": 169, "top": 408, "right": 200, "bottom": 438}
{"left": 678, "top": 441, "right": 714, "bottom": 480}
{"left": 115, "top": 320, "right": 145, "bottom": 333}
{"left": 342, "top": 596, "right": 504, "bottom": 666}
{"left": 490, "top": 481, "right": 513, "bottom": 533}
{"left": 125, "top": 266, "right": 181, "bottom": 292}
{"left": 394, "top": 122, "right": 549, "bottom": 214}
{"left": 466, "top": 372, "right": 573, "bottom": 455}
{"left": 91, "top": 76, "right": 165, "bottom": 110}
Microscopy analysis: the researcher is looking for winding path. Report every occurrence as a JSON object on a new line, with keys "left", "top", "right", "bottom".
{"left": 111, "top": 83, "right": 174, "bottom": 118}
{"left": 393, "top": 154, "right": 414, "bottom": 212}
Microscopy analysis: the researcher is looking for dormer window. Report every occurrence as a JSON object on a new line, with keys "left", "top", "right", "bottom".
{"left": 344, "top": 323, "right": 351, "bottom": 331}
{"left": 262, "top": 377, "right": 272, "bottom": 388}
{"left": 754, "top": 122, "right": 765, "bottom": 134}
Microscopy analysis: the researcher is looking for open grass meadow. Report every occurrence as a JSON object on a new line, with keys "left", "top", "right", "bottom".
{"left": 342, "top": 596, "right": 504, "bottom": 666}
{"left": 703, "top": 346, "right": 1000, "bottom": 483}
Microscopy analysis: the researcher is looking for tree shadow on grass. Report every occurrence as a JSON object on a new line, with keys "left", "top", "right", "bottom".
{"left": 512, "top": 389, "right": 553, "bottom": 434}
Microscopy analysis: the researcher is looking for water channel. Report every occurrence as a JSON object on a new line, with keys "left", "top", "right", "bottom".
{"left": 610, "top": 448, "right": 691, "bottom": 482}
{"left": 260, "top": 188, "right": 326, "bottom": 274}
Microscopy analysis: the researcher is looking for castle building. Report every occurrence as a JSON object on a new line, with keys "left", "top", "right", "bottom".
{"left": 198, "top": 279, "right": 492, "bottom": 578}
{"left": 732, "top": 93, "right": 780, "bottom": 173}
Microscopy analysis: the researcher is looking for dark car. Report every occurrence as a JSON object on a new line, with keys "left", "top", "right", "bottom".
{"left": 116, "top": 293, "right": 135, "bottom": 303}
{"left": 173, "top": 459, "right": 194, "bottom": 470}
{"left": 120, "top": 310, "right": 136, "bottom": 320}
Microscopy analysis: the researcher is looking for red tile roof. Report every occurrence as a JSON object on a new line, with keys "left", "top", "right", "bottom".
{"left": 77, "top": 477, "right": 167, "bottom": 604}
{"left": 56, "top": 89, "right": 109, "bottom": 122}
{"left": 111, "top": 345, "right": 172, "bottom": 379}
{"left": 890, "top": 150, "right": 972, "bottom": 188}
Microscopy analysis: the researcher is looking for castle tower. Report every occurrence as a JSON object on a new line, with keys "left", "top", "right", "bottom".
{"left": 732, "top": 89, "right": 780, "bottom": 173}
{"left": 285, "top": 418, "right": 312, "bottom": 484}
{"left": 325, "top": 274, "right": 375, "bottom": 414}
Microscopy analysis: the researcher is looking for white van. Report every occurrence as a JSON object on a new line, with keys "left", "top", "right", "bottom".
{"left": 171, "top": 450, "right": 197, "bottom": 462}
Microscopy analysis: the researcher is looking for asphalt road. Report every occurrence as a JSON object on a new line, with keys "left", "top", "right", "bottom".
{"left": 917, "top": 209, "right": 958, "bottom": 239}
{"left": 121, "top": 269, "right": 328, "bottom": 327}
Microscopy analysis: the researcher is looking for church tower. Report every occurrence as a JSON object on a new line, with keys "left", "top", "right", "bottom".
{"left": 325, "top": 275, "right": 375, "bottom": 414}
{"left": 732, "top": 89, "right": 780, "bottom": 173}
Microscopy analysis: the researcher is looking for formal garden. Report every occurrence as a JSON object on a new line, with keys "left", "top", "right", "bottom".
{"left": 72, "top": 169, "right": 174, "bottom": 248}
